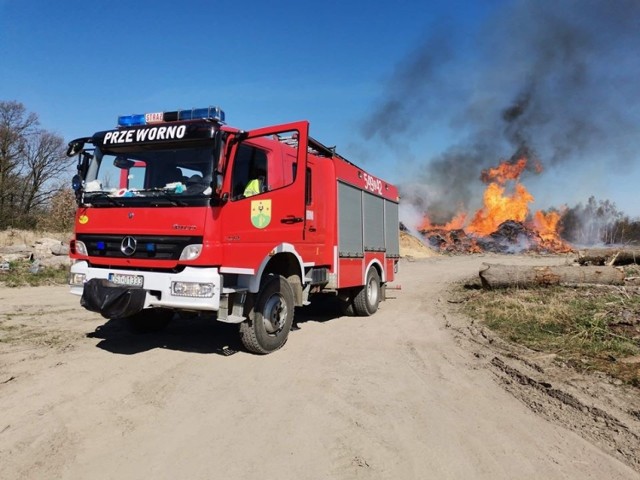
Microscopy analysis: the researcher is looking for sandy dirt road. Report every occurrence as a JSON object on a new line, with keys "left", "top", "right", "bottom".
{"left": 1, "top": 255, "right": 638, "bottom": 479}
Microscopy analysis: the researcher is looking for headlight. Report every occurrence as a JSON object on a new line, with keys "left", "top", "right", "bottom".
{"left": 74, "top": 240, "right": 88, "bottom": 256}
{"left": 69, "top": 273, "right": 86, "bottom": 286}
{"left": 171, "top": 281, "right": 214, "bottom": 298}
{"left": 179, "top": 244, "right": 203, "bottom": 260}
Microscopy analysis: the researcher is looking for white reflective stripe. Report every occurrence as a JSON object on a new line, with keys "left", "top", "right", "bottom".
{"left": 251, "top": 243, "right": 305, "bottom": 293}
{"left": 365, "top": 258, "right": 385, "bottom": 283}
{"left": 220, "top": 267, "right": 255, "bottom": 275}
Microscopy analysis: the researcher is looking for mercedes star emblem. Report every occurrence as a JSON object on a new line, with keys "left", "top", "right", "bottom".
{"left": 120, "top": 236, "right": 137, "bottom": 256}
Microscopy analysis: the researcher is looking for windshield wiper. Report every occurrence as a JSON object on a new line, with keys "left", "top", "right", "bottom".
{"left": 85, "top": 189, "right": 190, "bottom": 207}
{"left": 145, "top": 189, "right": 188, "bottom": 206}
{"left": 84, "top": 192, "right": 124, "bottom": 207}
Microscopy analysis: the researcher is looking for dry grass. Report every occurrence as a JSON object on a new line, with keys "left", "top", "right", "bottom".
{"left": 0, "top": 259, "right": 69, "bottom": 287}
{"left": 460, "top": 275, "right": 640, "bottom": 386}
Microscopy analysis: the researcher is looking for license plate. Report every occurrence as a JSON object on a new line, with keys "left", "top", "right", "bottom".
{"left": 109, "top": 273, "right": 144, "bottom": 287}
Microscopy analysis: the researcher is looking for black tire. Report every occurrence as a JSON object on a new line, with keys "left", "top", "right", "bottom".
{"left": 239, "top": 275, "right": 295, "bottom": 354}
{"left": 353, "top": 268, "right": 381, "bottom": 316}
{"left": 125, "top": 308, "right": 174, "bottom": 333}
{"left": 337, "top": 288, "right": 356, "bottom": 316}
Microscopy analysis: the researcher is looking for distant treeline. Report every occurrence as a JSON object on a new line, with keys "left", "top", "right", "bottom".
{"left": 559, "top": 196, "right": 640, "bottom": 246}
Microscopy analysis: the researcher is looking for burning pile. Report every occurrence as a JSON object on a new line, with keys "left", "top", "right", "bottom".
{"left": 419, "top": 157, "right": 573, "bottom": 254}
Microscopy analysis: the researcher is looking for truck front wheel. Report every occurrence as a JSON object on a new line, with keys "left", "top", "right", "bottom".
{"left": 353, "top": 268, "right": 381, "bottom": 316}
{"left": 239, "top": 274, "right": 295, "bottom": 354}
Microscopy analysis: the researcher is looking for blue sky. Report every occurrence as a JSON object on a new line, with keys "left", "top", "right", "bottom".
{"left": 2, "top": 0, "right": 639, "bottom": 220}
{"left": 1, "top": 0, "right": 481, "bottom": 139}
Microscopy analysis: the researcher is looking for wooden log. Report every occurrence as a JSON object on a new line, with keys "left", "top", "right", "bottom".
{"left": 479, "top": 263, "right": 625, "bottom": 289}
{"left": 577, "top": 247, "right": 640, "bottom": 266}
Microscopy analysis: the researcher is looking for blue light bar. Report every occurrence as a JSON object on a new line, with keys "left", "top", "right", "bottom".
{"left": 178, "top": 106, "right": 225, "bottom": 123}
{"left": 117, "top": 114, "right": 146, "bottom": 127}
{"left": 117, "top": 106, "right": 225, "bottom": 127}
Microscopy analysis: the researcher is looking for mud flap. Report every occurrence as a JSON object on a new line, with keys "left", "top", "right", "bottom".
{"left": 80, "top": 278, "right": 146, "bottom": 319}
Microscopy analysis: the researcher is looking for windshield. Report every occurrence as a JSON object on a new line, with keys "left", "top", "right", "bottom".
{"left": 83, "top": 145, "right": 215, "bottom": 204}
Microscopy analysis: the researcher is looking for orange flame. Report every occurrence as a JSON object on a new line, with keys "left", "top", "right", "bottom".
{"left": 466, "top": 182, "right": 534, "bottom": 236}
{"left": 480, "top": 157, "right": 527, "bottom": 185}
{"left": 419, "top": 211, "right": 467, "bottom": 231}
{"left": 532, "top": 210, "right": 562, "bottom": 242}
{"left": 419, "top": 156, "right": 571, "bottom": 253}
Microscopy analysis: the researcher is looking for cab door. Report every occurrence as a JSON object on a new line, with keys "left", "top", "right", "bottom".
{"left": 219, "top": 121, "right": 309, "bottom": 270}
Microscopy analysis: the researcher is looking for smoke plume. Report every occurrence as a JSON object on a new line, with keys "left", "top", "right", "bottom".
{"left": 362, "top": 0, "right": 640, "bottom": 227}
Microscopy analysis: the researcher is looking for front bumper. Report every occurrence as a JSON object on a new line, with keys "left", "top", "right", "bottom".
{"left": 70, "top": 260, "right": 221, "bottom": 312}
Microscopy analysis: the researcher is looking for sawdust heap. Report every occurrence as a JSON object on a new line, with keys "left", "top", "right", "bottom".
{"left": 400, "top": 231, "right": 437, "bottom": 258}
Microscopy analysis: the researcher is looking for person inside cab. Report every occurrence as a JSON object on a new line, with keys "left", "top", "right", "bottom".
{"left": 244, "top": 166, "right": 266, "bottom": 197}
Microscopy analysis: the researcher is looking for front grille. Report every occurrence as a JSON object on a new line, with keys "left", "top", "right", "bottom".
{"left": 77, "top": 234, "right": 203, "bottom": 260}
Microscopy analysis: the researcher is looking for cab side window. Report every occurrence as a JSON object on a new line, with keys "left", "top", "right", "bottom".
{"left": 231, "top": 144, "right": 268, "bottom": 200}
{"left": 231, "top": 132, "right": 300, "bottom": 200}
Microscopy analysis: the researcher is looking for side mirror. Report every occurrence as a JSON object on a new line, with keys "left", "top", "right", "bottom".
{"left": 72, "top": 174, "right": 83, "bottom": 192}
{"left": 67, "top": 139, "right": 86, "bottom": 157}
{"left": 113, "top": 156, "right": 135, "bottom": 169}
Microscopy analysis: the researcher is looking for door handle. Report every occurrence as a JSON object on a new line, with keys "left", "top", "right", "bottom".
{"left": 281, "top": 215, "right": 303, "bottom": 224}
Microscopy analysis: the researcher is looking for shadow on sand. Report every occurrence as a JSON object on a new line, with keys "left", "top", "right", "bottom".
{"left": 87, "top": 294, "right": 346, "bottom": 356}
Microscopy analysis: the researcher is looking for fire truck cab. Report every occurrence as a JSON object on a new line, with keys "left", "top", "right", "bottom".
{"left": 67, "top": 106, "right": 399, "bottom": 353}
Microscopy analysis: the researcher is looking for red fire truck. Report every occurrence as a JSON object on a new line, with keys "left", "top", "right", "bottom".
{"left": 67, "top": 106, "right": 399, "bottom": 353}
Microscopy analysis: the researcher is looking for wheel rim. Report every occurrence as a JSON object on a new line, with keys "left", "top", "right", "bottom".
{"left": 367, "top": 275, "right": 379, "bottom": 305}
{"left": 262, "top": 293, "right": 288, "bottom": 334}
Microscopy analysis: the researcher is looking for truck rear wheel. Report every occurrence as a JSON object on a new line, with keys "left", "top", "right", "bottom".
{"left": 338, "top": 289, "right": 356, "bottom": 316}
{"left": 239, "top": 274, "right": 295, "bottom": 354}
{"left": 353, "top": 268, "right": 381, "bottom": 316}
{"left": 125, "top": 308, "right": 174, "bottom": 333}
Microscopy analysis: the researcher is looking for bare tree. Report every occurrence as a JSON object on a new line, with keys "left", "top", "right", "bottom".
{"left": 560, "top": 196, "right": 626, "bottom": 245}
{"left": 19, "top": 131, "right": 70, "bottom": 215}
{"left": 0, "top": 101, "right": 74, "bottom": 229}
{"left": 0, "top": 101, "right": 38, "bottom": 224}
